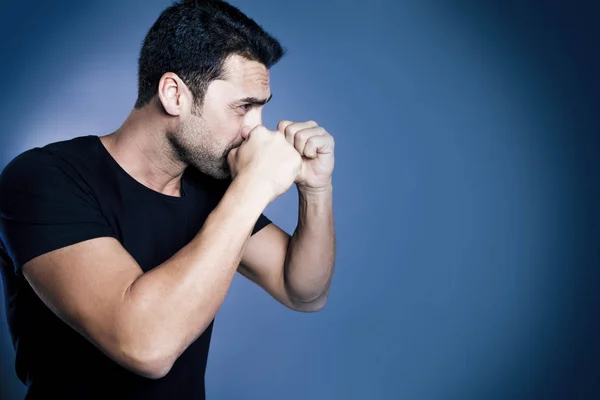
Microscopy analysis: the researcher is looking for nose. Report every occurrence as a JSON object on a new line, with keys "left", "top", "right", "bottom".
{"left": 240, "top": 109, "right": 263, "bottom": 140}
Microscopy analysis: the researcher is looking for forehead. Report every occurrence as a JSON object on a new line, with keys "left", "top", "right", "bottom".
{"left": 221, "top": 54, "right": 270, "bottom": 95}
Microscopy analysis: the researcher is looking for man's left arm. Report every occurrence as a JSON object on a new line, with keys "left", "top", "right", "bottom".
{"left": 238, "top": 120, "right": 336, "bottom": 312}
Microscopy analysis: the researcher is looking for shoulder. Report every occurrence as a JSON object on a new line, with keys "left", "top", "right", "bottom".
{"left": 0, "top": 136, "right": 101, "bottom": 211}
{"left": 0, "top": 147, "right": 54, "bottom": 191}
{"left": 2, "top": 135, "right": 98, "bottom": 180}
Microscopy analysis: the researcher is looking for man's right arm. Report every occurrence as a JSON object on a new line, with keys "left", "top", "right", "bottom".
{"left": 22, "top": 175, "right": 269, "bottom": 379}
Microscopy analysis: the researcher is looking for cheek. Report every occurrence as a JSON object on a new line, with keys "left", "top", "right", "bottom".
{"left": 218, "top": 117, "right": 245, "bottom": 142}
{"left": 200, "top": 104, "right": 243, "bottom": 142}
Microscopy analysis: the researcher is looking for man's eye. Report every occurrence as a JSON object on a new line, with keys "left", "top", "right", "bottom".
{"left": 240, "top": 104, "right": 252, "bottom": 111}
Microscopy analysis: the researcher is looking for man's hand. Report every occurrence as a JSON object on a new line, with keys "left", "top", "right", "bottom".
{"left": 277, "top": 120, "right": 335, "bottom": 191}
{"left": 228, "top": 125, "right": 302, "bottom": 203}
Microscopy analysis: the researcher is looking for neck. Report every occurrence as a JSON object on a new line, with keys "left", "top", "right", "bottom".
{"left": 100, "top": 101, "right": 187, "bottom": 197}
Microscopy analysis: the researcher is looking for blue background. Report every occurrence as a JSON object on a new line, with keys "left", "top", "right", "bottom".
{"left": 1, "top": 1, "right": 599, "bottom": 399}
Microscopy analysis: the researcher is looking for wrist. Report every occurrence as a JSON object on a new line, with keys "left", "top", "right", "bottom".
{"left": 229, "top": 173, "right": 273, "bottom": 212}
{"left": 296, "top": 181, "right": 333, "bottom": 196}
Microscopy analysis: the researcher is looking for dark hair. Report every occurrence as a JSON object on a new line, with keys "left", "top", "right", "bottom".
{"left": 134, "top": 0, "right": 285, "bottom": 109}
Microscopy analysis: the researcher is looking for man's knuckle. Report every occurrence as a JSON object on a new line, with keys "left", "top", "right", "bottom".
{"left": 296, "top": 130, "right": 309, "bottom": 141}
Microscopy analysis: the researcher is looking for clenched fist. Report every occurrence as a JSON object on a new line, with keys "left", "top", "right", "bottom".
{"left": 227, "top": 125, "right": 302, "bottom": 202}
{"left": 277, "top": 120, "right": 335, "bottom": 191}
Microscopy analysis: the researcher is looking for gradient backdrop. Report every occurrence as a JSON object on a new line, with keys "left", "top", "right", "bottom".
{"left": 1, "top": 1, "right": 599, "bottom": 399}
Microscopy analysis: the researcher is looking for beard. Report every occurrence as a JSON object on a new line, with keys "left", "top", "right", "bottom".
{"left": 166, "top": 115, "right": 241, "bottom": 180}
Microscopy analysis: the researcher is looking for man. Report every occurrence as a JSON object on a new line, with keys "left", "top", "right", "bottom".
{"left": 0, "top": 0, "right": 335, "bottom": 398}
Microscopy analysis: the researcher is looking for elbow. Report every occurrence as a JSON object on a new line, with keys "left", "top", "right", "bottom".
{"left": 290, "top": 293, "right": 328, "bottom": 313}
{"left": 108, "top": 303, "right": 180, "bottom": 379}
{"left": 116, "top": 339, "right": 176, "bottom": 380}
{"left": 284, "top": 277, "right": 330, "bottom": 312}
{"left": 131, "top": 357, "right": 173, "bottom": 380}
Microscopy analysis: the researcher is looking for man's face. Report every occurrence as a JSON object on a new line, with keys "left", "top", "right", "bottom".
{"left": 168, "top": 54, "right": 272, "bottom": 179}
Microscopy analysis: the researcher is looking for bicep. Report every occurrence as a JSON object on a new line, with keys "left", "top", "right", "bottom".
{"left": 0, "top": 151, "right": 151, "bottom": 368}
{"left": 22, "top": 237, "right": 143, "bottom": 351}
{"left": 238, "top": 223, "right": 296, "bottom": 308}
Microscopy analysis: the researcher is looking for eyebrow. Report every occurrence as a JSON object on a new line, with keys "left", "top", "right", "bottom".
{"left": 238, "top": 93, "right": 273, "bottom": 106}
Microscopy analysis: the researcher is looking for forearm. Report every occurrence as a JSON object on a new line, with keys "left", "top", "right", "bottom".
{"left": 117, "top": 177, "right": 268, "bottom": 374}
{"left": 284, "top": 183, "right": 336, "bottom": 304}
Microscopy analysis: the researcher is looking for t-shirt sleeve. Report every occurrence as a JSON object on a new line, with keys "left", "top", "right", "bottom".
{"left": 0, "top": 149, "right": 117, "bottom": 274}
{"left": 252, "top": 213, "right": 272, "bottom": 235}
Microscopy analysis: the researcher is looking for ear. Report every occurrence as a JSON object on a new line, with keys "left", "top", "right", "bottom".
{"left": 157, "top": 72, "right": 193, "bottom": 116}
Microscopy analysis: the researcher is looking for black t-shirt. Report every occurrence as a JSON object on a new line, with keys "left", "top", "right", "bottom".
{"left": 0, "top": 135, "right": 271, "bottom": 399}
